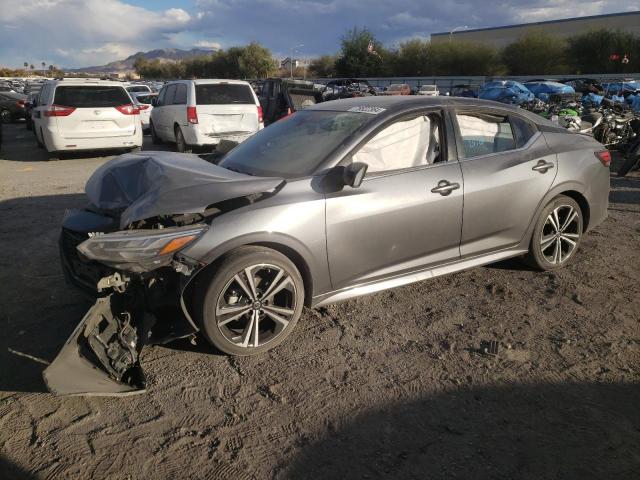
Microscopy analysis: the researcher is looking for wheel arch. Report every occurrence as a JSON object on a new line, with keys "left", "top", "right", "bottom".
{"left": 181, "top": 239, "right": 316, "bottom": 328}
{"left": 557, "top": 190, "right": 590, "bottom": 232}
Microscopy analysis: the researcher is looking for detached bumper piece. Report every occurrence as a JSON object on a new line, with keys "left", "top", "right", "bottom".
{"left": 43, "top": 293, "right": 149, "bottom": 396}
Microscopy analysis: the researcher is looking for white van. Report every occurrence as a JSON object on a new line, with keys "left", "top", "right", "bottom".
{"left": 150, "top": 79, "right": 263, "bottom": 152}
{"left": 32, "top": 79, "right": 142, "bottom": 159}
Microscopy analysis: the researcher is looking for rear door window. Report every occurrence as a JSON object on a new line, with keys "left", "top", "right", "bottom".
{"left": 53, "top": 86, "right": 130, "bottom": 108}
{"left": 173, "top": 84, "right": 187, "bottom": 105}
{"left": 510, "top": 115, "right": 537, "bottom": 148}
{"left": 163, "top": 84, "right": 177, "bottom": 106}
{"left": 455, "top": 112, "right": 516, "bottom": 158}
{"left": 195, "top": 84, "right": 254, "bottom": 105}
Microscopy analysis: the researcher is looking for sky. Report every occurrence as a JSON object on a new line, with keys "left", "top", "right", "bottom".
{"left": 0, "top": 0, "right": 637, "bottom": 68}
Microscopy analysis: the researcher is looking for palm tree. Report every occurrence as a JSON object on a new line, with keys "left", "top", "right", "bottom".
{"left": 41, "top": 61, "right": 46, "bottom": 76}
{"left": 23, "top": 62, "right": 28, "bottom": 75}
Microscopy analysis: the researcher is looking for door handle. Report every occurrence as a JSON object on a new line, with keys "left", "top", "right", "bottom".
{"left": 532, "top": 160, "right": 554, "bottom": 173}
{"left": 431, "top": 180, "right": 460, "bottom": 196}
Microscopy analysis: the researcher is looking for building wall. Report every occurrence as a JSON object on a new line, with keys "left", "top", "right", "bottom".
{"left": 431, "top": 12, "right": 640, "bottom": 47}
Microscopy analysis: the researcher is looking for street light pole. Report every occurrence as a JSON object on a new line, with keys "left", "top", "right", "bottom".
{"left": 289, "top": 44, "right": 304, "bottom": 78}
{"left": 449, "top": 25, "right": 468, "bottom": 42}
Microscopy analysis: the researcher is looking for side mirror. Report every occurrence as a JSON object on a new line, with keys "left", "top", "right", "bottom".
{"left": 343, "top": 162, "right": 368, "bottom": 188}
{"left": 151, "top": 98, "right": 157, "bottom": 106}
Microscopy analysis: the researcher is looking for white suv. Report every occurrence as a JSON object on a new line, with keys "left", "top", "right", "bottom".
{"left": 32, "top": 79, "right": 142, "bottom": 159}
{"left": 150, "top": 79, "right": 263, "bottom": 152}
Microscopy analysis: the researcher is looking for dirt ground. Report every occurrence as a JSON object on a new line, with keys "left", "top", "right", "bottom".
{"left": 1, "top": 123, "right": 639, "bottom": 479}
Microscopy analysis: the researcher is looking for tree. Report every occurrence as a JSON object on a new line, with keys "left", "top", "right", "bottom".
{"left": 335, "top": 27, "right": 391, "bottom": 77}
{"left": 308, "top": 55, "right": 338, "bottom": 78}
{"left": 502, "top": 33, "right": 568, "bottom": 75}
{"left": 566, "top": 29, "right": 640, "bottom": 74}
{"left": 426, "top": 41, "right": 501, "bottom": 76}
{"left": 395, "top": 39, "right": 430, "bottom": 76}
{"left": 238, "top": 42, "right": 277, "bottom": 78}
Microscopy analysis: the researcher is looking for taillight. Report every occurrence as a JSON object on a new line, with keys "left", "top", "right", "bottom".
{"left": 16, "top": 100, "right": 25, "bottom": 108}
{"left": 138, "top": 105, "right": 150, "bottom": 110}
{"left": 187, "top": 106, "right": 198, "bottom": 124}
{"left": 115, "top": 104, "right": 140, "bottom": 115}
{"left": 44, "top": 104, "right": 76, "bottom": 117}
{"left": 257, "top": 105, "right": 263, "bottom": 123}
{"left": 595, "top": 150, "right": 611, "bottom": 167}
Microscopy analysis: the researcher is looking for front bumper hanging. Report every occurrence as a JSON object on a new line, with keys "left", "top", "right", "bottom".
{"left": 43, "top": 291, "right": 149, "bottom": 396}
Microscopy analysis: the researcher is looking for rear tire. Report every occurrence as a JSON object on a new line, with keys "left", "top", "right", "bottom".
{"left": 129, "top": 146, "right": 142, "bottom": 153}
{"left": 174, "top": 126, "right": 191, "bottom": 153}
{"left": 525, "top": 195, "right": 583, "bottom": 271}
{"left": 150, "top": 121, "right": 162, "bottom": 145}
{"left": 197, "top": 246, "right": 305, "bottom": 356}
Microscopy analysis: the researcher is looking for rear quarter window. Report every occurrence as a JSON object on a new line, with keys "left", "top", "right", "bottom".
{"left": 53, "top": 86, "right": 130, "bottom": 108}
{"left": 195, "top": 84, "right": 254, "bottom": 105}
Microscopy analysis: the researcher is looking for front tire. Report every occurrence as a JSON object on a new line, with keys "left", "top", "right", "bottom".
{"left": 197, "top": 246, "right": 305, "bottom": 356}
{"left": 525, "top": 195, "right": 583, "bottom": 270}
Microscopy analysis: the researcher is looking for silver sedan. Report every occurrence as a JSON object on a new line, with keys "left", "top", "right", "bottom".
{"left": 48, "top": 96, "right": 610, "bottom": 395}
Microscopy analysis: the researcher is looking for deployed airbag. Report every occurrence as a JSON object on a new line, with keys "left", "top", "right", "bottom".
{"left": 85, "top": 151, "right": 285, "bottom": 228}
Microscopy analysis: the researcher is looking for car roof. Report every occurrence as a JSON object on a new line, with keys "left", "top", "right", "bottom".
{"left": 169, "top": 79, "right": 252, "bottom": 85}
{"left": 45, "top": 79, "right": 126, "bottom": 87}
{"left": 308, "top": 96, "right": 556, "bottom": 128}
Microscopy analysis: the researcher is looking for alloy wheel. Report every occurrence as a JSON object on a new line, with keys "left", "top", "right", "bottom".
{"left": 539, "top": 204, "right": 580, "bottom": 265}
{"left": 215, "top": 264, "right": 297, "bottom": 349}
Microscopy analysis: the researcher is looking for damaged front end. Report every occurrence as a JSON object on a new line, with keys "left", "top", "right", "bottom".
{"left": 47, "top": 223, "right": 208, "bottom": 396}
{"left": 46, "top": 151, "right": 285, "bottom": 396}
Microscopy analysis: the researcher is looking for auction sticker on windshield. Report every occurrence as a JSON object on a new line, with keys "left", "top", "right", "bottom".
{"left": 347, "top": 106, "right": 386, "bottom": 114}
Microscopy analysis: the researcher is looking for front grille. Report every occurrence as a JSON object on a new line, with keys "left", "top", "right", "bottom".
{"left": 60, "top": 228, "right": 113, "bottom": 293}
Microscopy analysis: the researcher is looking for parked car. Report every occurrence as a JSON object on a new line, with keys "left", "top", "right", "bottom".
{"left": 381, "top": 83, "right": 411, "bottom": 96}
{"left": 323, "top": 78, "right": 376, "bottom": 100}
{"left": 449, "top": 84, "right": 478, "bottom": 98}
{"left": 31, "top": 78, "right": 142, "bottom": 159}
{"left": 0, "top": 92, "right": 27, "bottom": 123}
{"left": 46, "top": 96, "right": 610, "bottom": 395}
{"left": 130, "top": 92, "right": 157, "bottom": 133}
{"left": 417, "top": 85, "right": 439, "bottom": 96}
{"left": 259, "top": 78, "right": 323, "bottom": 125}
{"left": 126, "top": 84, "right": 152, "bottom": 94}
{"left": 24, "top": 92, "right": 40, "bottom": 130}
{"left": 150, "top": 79, "right": 262, "bottom": 152}
{"left": 479, "top": 81, "right": 535, "bottom": 105}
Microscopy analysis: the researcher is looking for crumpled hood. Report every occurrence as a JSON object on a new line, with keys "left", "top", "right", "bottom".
{"left": 85, "top": 151, "right": 285, "bottom": 229}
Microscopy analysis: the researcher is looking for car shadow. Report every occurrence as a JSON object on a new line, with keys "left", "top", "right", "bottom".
{"left": 1, "top": 457, "right": 39, "bottom": 480}
{"left": 284, "top": 381, "right": 640, "bottom": 479}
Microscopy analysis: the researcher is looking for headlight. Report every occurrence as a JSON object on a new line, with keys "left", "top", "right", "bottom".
{"left": 77, "top": 225, "right": 208, "bottom": 272}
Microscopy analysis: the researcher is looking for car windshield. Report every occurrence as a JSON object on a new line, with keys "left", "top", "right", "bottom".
{"left": 127, "top": 86, "right": 150, "bottom": 92}
{"left": 219, "top": 110, "right": 370, "bottom": 178}
{"left": 389, "top": 85, "right": 403, "bottom": 91}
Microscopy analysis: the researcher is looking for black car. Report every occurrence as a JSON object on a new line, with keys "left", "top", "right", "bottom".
{"left": 0, "top": 92, "right": 27, "bottom": 123}
{"left": 259, "top": 78, "right": 323, "bottom": 125}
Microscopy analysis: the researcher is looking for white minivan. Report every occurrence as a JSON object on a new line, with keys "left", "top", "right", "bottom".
{"left": 32, "top": 79, "right": 142, "bottom": 159}
{"left": 150, "top": 79, "right": 263, "bottom": 152}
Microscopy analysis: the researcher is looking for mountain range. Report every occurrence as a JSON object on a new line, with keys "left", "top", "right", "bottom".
{"left": 68, "top": 48, "right": 215, "bottom": 73}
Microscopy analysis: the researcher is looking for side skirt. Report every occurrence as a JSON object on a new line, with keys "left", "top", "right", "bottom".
{"left": 312, "top": 248, "right": 528, "bottom": 307}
